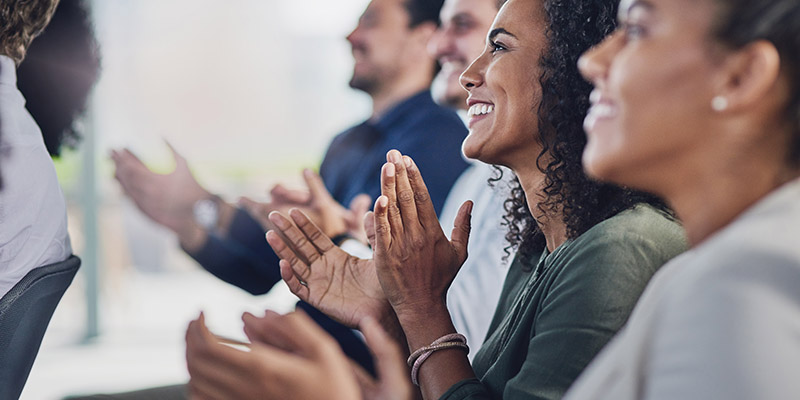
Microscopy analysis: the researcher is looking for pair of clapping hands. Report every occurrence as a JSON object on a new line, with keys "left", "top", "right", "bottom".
{"left": 185, "top": 150, "right": 475, "bottom": 399}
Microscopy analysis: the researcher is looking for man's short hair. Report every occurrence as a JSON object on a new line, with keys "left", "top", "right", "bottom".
{"left": 404, "top": 0, "right": 445, "bottom": 27}
{"left": 0, "top": 0, "right": 60, "bottom": 64}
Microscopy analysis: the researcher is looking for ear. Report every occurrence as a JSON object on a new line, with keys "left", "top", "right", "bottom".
{"left": 714, "top": 40, "right": 782, "bottom": 113}
{"left": 409, "top": 21, "right": 438, "bottom": 49}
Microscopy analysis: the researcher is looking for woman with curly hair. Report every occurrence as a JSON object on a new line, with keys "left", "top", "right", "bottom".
{"left": 185, "top": 0, "right": 686, "bottom": 398}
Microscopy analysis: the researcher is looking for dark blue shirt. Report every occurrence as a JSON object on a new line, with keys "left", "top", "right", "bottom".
{"left": 188, "top": 90, "right": 468, "bottom": 372}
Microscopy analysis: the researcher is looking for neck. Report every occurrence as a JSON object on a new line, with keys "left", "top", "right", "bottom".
{"left": 665, "top": 158, "right": 799, "bottom": 247}
{"left": 370, "top": 72, "right": 432, "bottom": 120}
{"left": 515, "top": 162, "right": 569, "bottom": 253}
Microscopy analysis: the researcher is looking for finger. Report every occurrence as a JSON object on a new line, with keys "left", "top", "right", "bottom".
{"left": 387, "top": 150, "right": 419, "bottom": 231}
{"left": 302, "top": 169, "right": 336, "bottom": 204}
{"left": 380, "top": 162, "right": 404, "bottom": 236}
{"left": 364, "top": 211, "right": 377, "bottom": 249}
{"left": 404, "top": 155, "right": 439, "bottom": 229}
{"left": 349, "top": 359, "right": 380, "bottom": 398}
{"left": 242, "top": 310, "right": 298, "bottom": 351}
{"left": 268, "top": 211, "right": 323, "bottom": 264}
{"left": 245, "top": 310, "right": 338, "bottom": 360}
{"left": 186, "top": 315, "right": 250, "bottom": 400}
{"left": 372, "top": 196, "right": 392, "bottom": 256}
{"left": 164, "top": 139, "right": 188, "bottom": 168}
{"left": 270, "top": 184, "right": 311, "bottom": 205}
{"left": 278, "top": 258, "right": 311, "bottom": 300}
{"left": 361, "top": 317, "right": 410, "bottom": 394}
{"left": 348, "top": 194, "right": 372, "bottom": 222}
{"left": 266, "top": 229, "right": 312, "bottom": 284}
{"left": 288, "top": 208, "right": 335, "bottom": 253}
{"left": 450, "top": 201, "right": 474, "bottom": 265}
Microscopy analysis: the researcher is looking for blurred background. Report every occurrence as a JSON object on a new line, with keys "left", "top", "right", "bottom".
{"left": 22, "top": 0, "right": 374, "bottom": 398}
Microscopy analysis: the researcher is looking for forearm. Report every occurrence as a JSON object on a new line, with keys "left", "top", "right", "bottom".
{"left": 176, "top": 197, "right": 237, "bottom": 253}
{"left": 397, "top": 302, "right": 477, "bottom": 400}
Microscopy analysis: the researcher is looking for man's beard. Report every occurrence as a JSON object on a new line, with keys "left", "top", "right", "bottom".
{"left": 349, "top": 73, "right": 379, "bottom": 95}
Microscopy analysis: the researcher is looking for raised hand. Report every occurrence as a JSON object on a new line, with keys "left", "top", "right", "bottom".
{"left": 372, "top": 150, "right": 473, "bottom": 319}
{"left": 241, "top": 311, "right": 412, "bottom": 400}
{"left": 265, "top": 209, "right": 392, "bottom": 329}
{"left": 243, "top": 169, "right": 372, "bottom": 244}
{"left": 111, "top": 142, "right": 210, "bottom": 237}
{"left": 186, "top": 311, "right": 362, "bottom": 400}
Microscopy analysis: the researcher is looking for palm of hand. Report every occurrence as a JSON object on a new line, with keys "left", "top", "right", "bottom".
{"left": 301, "top": 248, "right": 389, "bottom": 328}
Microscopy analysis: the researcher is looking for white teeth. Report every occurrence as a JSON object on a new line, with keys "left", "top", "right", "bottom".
{"left": 468, "top": 104, "right": 495, "bottom": 117}
{"left": 589, "top": 89, "right": 601, "bottom": 104}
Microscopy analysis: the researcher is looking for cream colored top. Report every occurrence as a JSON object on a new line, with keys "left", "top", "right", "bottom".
{"left": 565, "top": 178, "right": 800, "bottom": 400}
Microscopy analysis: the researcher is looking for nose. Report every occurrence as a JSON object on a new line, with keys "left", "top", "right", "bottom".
{"left": 578, "top": 31, "right": 620, "bottom": 85}
{"left": 460, "top": 50, "right": 487, "bottom": 91}
{"left": 347, "top": 24, "right": 361, "bottom": 46}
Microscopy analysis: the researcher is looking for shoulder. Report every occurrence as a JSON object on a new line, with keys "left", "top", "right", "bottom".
{"left": 555, "top": 205, "right": 688, "bottom": 280}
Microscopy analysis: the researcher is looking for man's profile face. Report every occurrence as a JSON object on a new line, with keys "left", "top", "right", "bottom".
{"left": 430, "top": 0, "right": 498, "bottom": 109}
{"left": 346, "top": 0, "right": 414, "bottom": 95}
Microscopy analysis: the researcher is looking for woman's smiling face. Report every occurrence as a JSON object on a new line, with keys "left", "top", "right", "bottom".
{"left": 578, "top": 0, "right": 724, "bottom": 193}
{"left": 459, "top": 0, "right": 548, "bottom": 169}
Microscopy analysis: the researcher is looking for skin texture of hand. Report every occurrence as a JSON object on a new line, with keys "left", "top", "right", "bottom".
{"left": 242, "top": 169, "right": 372, "bottom": 244}
{"left": 372, "top": 150, "right": 473, "bottom": 318}
{"left": 372, "top": 150, "right": 477, "bottom": 399}
{"left": 186, "top": 311, "right": 370, "bottom": 400}
{"left": 111, "top": 143, "right": 210, "bottom": 244}
{"left": 241, "top": 310, "right": 413, "bottom": 400}
{"left": 265, "top": 208, "right": 393, "bottom": 329}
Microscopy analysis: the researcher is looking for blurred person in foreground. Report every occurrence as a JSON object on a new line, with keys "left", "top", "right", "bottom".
{"left": 17, "top": 0, "right": 101, "bottom": 157}
{"left": 565, "top": 0, "right": 800, "bottom": 398}
{"left": 184, "top": 0, "right": 687, "bottom": 398}
{"left": 103, "top": 0, "right": 463, "bottom": 395}
{"left": 0, "top": 0, "right": 71, "bottom": 299}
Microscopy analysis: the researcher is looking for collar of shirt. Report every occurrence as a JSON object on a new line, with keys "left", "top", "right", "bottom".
{"left": 0, "top": 56, "right": 16, "bottom": 87}
{"left": 372, "top": 90, "right": 435, "bottom": 136}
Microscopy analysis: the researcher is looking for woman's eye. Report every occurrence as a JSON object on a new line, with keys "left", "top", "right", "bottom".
{"left": 623, "top": 23, "right": 646, "bottom": 40}
{"left": 490, "top": 41, "right": 507, "bottom": 54}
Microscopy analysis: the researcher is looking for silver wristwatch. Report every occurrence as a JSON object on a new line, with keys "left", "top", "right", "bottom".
{"left": 193, "top": 195, "right": 221, "bottom": 231}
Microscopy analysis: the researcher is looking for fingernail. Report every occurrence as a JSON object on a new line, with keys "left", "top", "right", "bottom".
{"left": 403, "top": 156, "right": 413, "bottom": 168}
{"left": 386, "top": 162, "right": 395, "bottom": 177}
{"left": 389, "top": 150, "right": 401, "bottom": 162}
{"left": 269, "top": 212, "right": 288, "bottom": 228}
{"left": 379, "top": 196, "right": 388, "bottom": 207}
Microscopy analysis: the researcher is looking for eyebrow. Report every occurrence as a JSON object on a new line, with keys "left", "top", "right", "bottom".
{"left": 488, "top": 28, "right": 516, "bottom": 41}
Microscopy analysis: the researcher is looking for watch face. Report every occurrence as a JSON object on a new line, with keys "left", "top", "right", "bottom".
{"left": 193, "top": 198, "right": 219, "bottom": 230}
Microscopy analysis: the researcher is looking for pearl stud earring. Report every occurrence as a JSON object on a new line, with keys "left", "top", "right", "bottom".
{"left": 711, "top": 96, "right": 729, "bottom": 112}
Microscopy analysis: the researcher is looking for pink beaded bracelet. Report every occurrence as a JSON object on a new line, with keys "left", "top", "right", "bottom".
{"left": 407, "top": 333, "right": 469, "bottom": 386}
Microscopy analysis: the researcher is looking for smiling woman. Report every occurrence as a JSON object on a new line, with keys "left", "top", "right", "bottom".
{"left": 264, "top": 0, "right": 687, "bottom": 399}
{"left": 565, "top": 0, "right": 800, "bottom": 398}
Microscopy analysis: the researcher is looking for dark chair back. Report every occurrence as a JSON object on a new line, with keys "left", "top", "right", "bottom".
{"left": 0, "top": 255, "right": 80, "bottom": 400}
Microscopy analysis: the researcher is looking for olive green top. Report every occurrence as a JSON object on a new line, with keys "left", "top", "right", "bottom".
{"left": 440, "top": 204, "right": 687, "bottom": 400}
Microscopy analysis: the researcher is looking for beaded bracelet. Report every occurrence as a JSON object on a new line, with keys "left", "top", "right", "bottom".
{"left": 407, "top": 333, "right": 469, "bottom": 386}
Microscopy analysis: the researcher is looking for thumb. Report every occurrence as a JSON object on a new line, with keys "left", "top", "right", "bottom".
{"left": 303, "top": 168, "right": 335, "bottom": 204}
{"left": 450, "top": 201, "right": 473, "bottom": 265}
{"left": 348, "top": 194, "right": 372, "bottom": 224}
{"left": 164, "top": 139, "right": 189, "bottom": 172}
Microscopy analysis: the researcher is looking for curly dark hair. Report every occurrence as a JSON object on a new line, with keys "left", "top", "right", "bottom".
{"left": 497, "top": 0, "right": 671, "bottom": 261}
{"left": 17, "top": 0, "right": 101, "bottom": 157}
